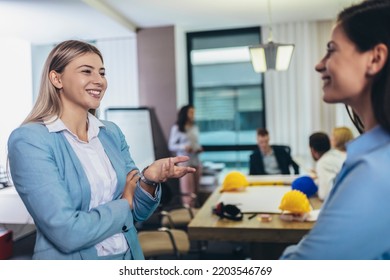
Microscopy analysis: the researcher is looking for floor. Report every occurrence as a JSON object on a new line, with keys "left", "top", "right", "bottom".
{"left": 8, "top": 231, "right": 255, "bottom": 260}
{"left": 8, "top": 231, "right": 290, "bottom": 260}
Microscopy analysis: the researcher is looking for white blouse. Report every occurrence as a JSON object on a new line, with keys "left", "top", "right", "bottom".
{"left": 45, "top": 113, "right": 128, "bottom": 256}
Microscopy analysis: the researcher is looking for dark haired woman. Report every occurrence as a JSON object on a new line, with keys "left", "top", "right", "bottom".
{"left": 169, "top": 105, "right": 203, "bottom": 206}
{"left": 281, "top": 0, "right": 390, "bottom": 259}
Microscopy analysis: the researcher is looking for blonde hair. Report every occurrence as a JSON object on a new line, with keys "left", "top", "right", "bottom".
{"left": 332, "top": 127, "right": 354, "bottom": 151}
{"left": 22, "top": 40, "right": 103, "bottom": 125}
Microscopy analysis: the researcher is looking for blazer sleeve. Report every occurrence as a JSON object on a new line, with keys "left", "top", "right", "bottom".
{"left": 8, "top": 125, "right": 135, "bottom": 254}
{"left": 249, "top": 150, "right": 264, "bottom": 175}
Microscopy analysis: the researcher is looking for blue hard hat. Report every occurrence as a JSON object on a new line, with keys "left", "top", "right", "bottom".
{"left": 291, "top": 176, "right": 318, "bottom": 198}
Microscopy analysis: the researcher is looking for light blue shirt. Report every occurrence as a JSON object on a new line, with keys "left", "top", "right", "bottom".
{"left": 8, "top": 118, "right": 161, "bottom": 260}
{"left": 280, "top": 125, "right": 390, "bottom": 259}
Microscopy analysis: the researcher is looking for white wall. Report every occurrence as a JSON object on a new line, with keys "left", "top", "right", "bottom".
{"left": 0, "top": 38, "right": 33, "bottom": 167}
{"left": 97, "top": 37, "right": 140, "bottom": 118}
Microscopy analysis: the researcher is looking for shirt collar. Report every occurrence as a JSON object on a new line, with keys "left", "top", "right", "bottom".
{"left": 346, "top": 125, "right": 390, "bottom": 160}
{"left": 44, "top": 113, "right": 105, "bottom": 141}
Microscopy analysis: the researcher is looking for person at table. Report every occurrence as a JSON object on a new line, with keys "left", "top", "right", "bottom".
{"left": 308, "top": 132, "right": 332, "bottom": 199}
{"left": 7, "top": 40, "right": 195, "bottom": 260}
{"left": 280, "top": 0, "right": 390, "bottom": 259}
{"left": 249, "top": 128, "right": 299, "bottom": 175}
{"left": 320, "top": 127, "right": 354, "bottom": 200}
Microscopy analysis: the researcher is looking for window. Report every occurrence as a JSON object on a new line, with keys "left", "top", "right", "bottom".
{"left": 187, "top": 27, "right": 265, "bottom": 172}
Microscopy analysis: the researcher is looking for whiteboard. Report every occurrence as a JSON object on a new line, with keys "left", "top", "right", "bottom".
{"left": 105, "top": 108, "right": 155, "bottom": 171}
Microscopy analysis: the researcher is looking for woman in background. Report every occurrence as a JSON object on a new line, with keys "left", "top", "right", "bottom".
{"left": 7, "top": 40, "right": 195, "bottom": 260}
{"left": 331, "top": 126, "right": 354, "bottom": 153}
{"left": 281, "top": 0, "right": 390, "bottom": 259}
{"left": 169, "top": 105, "right": 203, "bottom": 206}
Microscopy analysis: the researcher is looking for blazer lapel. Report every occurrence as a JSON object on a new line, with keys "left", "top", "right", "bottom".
{"left": 98, "top": 128, "right": 125, "bottom": 199}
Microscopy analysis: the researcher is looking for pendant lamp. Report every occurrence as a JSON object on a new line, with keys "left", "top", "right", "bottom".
{"left": 249, "top": 0, "right": 294, "bottom": 72}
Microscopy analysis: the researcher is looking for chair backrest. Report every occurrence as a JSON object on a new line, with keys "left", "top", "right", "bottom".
{"left": 138, "top": 228, "right": 190, "bottom": 259}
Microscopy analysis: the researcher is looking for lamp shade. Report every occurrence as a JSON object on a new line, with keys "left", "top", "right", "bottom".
{"left": 249, "top": 41, "right": 294, "bottom": 72}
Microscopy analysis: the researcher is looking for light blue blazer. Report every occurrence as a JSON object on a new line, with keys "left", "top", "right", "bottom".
{"left": 8, "top": 120, "right": 161, "bottom": 260}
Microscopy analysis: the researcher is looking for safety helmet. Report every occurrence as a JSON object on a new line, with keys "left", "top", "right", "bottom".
{"left": 279, "top": 190, "right": 311, "bottom": 214}
{"left": 220, "top": 171, "right": 249, "bottom": 192}
{"left": 291, "top": 176, "right": 318, "bottom": 197}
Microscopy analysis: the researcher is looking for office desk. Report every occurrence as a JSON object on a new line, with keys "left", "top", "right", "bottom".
{"left": 0, "top": 187, "right": 33, "bottom": 224}
{"left": 246, "top": 174, "right": 300, "bottom": 186}
{"left": 0, "top": 187, "right": 35, "bottom": 241}
{"left": 189, "top": 175, "right": 321, "bottom": 254}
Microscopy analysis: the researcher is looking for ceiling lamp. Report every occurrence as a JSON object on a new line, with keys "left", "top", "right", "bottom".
{"left": 249, "top": 0, "right": 294, "bottom": 72}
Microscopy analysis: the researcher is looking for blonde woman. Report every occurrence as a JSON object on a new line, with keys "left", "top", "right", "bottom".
{"left": 331, "top": 126, "right": 354, "bottom": 152}
{"left": 7, "top": 40, "right": 195, "bottom": 260}
{"left": 314, "top": 127, "right": 354, "bottom": 200}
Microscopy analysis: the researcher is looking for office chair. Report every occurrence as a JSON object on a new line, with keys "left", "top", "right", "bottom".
{"left": 272, "top": 145, "right": 300, "bottom": 175}
{"left": 138, "top": 227, "right": 190, "bottom": 259}
{"left": 160, "top": 192, "right": 199, "bottom": 229}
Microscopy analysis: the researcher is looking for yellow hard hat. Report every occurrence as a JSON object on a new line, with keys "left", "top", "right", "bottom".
{"left": 279, "top": 190, "right": 311, "bottom": 214}
{"left": 221, "top": 171, "right": 249, "bottom": 192}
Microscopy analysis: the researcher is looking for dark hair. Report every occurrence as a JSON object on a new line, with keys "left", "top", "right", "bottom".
{"left": 338, "top": 0, "right": 390, "bottom": 133}
{"left": 309, "top": 132, "right": 331, "bottom": 155}
{"left": 256, "top": 128, "right": 269, "bottom": 137}
{"left": 176, "top": 104, "right": 194, "bottom": 132}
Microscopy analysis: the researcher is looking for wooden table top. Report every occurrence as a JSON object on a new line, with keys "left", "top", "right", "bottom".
{"left": 188, "top": 183, "right": 322, "bottom": 244}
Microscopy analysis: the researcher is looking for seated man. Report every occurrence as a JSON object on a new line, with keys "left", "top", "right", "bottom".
{"left": 249, "top": 128, "right": 299, "bottom": 175}
{"left": 310, "top": 128, "right": 353, "bottom": 201}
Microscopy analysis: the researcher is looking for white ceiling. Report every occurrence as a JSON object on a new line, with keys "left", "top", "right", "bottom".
{"left": 0, "top": 0, "right": 355, "bottom": 44}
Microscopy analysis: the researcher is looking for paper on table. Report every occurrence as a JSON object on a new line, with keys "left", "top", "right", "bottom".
{"left": 0, "top": 186, "right": 34, "bottom": 224}
{"left": 306, "top": 209, "right": 321, "bottom": 222}
{"left": 218, "top": 186, "right": 291, "bottom": 213}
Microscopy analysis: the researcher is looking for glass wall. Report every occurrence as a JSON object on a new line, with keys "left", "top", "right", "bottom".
{"left": 187, "top": 27, "right": 265, "bottom": 173}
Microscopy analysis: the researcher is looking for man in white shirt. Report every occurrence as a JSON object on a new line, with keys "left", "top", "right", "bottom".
{"left": 309, "top": 132, "right": 346, "bottom": 201}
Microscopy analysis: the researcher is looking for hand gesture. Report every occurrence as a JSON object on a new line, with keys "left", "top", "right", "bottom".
{"left": 143, "top": 156, "right": 196, "bottom": 183}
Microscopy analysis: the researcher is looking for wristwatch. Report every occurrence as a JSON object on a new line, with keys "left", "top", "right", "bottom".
{"left": 140, "top": 166, "right": 159, "bottom": 187}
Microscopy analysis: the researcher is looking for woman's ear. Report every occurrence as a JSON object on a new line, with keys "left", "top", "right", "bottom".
{"left": 367, "top": 43, "right": 388, "bottom": 76}
{"left": 49, "top": 70, "right": 63, "bottom": 89}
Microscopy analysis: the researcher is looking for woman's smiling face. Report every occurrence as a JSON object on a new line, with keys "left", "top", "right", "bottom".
{"left": 56, "top": 52, "right": 107, "bottom": 112}
{"left": 315, "top": 24, "right": 372, "bottom": 107}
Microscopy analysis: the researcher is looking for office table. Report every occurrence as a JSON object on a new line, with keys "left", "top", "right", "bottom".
{"left": 0, "top": 186, "right": 35, "bottom": 241}
{"left": 188, "top": 175, "right": 322, "bottom": 258}
{"left": 0, "top": 186, "right": 33, "bottom": 224}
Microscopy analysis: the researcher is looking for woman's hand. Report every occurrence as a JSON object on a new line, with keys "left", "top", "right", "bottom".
{"left": 143, "top": 156, "right": 196, "bottom": 183}
{"left": 122, "top": 169, "right": 140, "bottom": 209}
